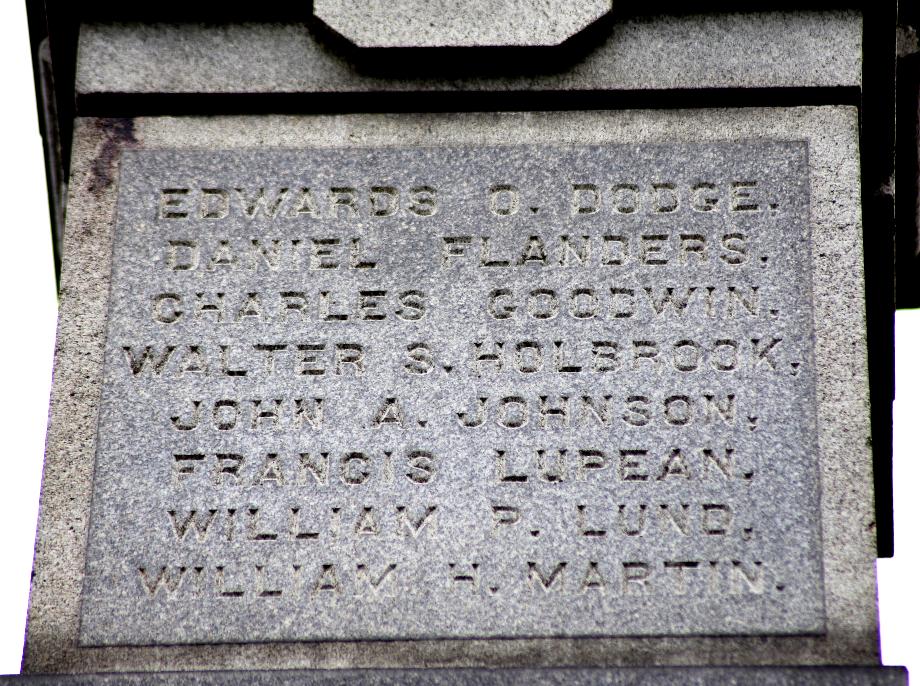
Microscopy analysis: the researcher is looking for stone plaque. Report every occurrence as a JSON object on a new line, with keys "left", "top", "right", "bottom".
{"left": 79, "top": 143, "right": 823, "bottom": 645}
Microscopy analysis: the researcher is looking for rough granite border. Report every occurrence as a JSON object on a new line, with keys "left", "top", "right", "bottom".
{"left": 23, "top": 108, "right": 875, "bottom": 673}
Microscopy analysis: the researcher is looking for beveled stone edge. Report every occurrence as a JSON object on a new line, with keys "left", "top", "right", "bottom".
{"left": 312, "top": 0, "right": 613, "bottom": 47}
{"left": 0, "top": 666, "right": 910, "bottom": 685}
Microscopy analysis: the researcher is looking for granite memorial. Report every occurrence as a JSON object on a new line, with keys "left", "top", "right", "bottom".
{"left": 9, "top": 2, "right": 908, "bottom": 684}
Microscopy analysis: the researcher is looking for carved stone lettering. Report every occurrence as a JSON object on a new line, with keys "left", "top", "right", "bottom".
{"left": 80, "top": 144, "right": 822, "bottom": 645}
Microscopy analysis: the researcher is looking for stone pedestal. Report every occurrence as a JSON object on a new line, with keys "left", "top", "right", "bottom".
{"left": 15, "top": 5, "right": 907, "bottom": 685}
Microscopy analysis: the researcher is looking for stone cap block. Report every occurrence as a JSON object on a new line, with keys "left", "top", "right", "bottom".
{"left": 313, "top": 0, "right": 612, "bottom": 47}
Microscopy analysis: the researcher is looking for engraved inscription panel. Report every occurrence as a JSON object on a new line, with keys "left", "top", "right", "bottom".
{"left": 80, "top": 144, "right": 823, "bottom": 644}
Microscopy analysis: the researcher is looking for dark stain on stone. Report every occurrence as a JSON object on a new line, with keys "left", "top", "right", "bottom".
{"left": 88, "top": 118, "right": 137, "bottom": 196}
